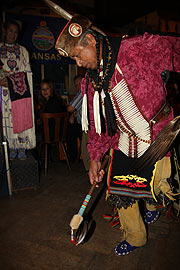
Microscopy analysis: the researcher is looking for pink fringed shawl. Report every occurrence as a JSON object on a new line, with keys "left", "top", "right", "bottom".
{"left": 7, "top": 72, "right": 33, "bottom": 133}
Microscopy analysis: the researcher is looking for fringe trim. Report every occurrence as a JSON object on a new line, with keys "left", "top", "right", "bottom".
{"left": 93, "top": 91, "right": 101, "bottom": 135}
{"left": 150, "top": 162, "right": 158, "bottom": 202}
{"left": 82, "top": 93, "right": 89, "bottom": 133}
{"left": 103, "top": 207, "right": 120, "bottom": 228}
{"left": 173, "top": 148, "right": 180, "bottom": 216}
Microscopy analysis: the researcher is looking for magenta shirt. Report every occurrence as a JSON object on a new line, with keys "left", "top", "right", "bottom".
{"left": 81, "top": 33, "right": 180, "bottom": 161}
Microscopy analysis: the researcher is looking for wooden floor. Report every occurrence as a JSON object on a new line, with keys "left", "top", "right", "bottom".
{"left": 0, "top": 154, "right": 180, "bottom": 270}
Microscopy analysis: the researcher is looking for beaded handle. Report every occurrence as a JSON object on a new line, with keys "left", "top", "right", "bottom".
{"left": 77, "top": 155, "right": 110, "bottom": 217}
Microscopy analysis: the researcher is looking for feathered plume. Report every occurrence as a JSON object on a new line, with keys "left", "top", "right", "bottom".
{"left": 43, "top": 0, "right": 72, "bottom": 20}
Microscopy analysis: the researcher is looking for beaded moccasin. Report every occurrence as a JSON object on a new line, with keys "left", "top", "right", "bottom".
{"left": 144, "top": 209, "right": 160, "bottom": 224}
{"left": 114, "top": 240, "right": 138, "bottom": 256}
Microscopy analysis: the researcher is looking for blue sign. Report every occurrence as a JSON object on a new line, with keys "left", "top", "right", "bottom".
{"left": 6, "top": 13, "right": 74, "bottom": 64}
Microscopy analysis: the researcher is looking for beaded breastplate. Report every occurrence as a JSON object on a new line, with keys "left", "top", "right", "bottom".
{"left": 109, "top": 64, "right": 151, "bottom": 158}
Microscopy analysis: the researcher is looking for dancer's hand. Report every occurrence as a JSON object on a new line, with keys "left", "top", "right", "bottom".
{"left": 88, "top": 160, "right": 105, "bottom": 187}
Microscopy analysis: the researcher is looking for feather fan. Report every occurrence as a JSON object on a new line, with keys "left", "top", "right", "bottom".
{"left": 133, "top": 115, "right": 180, "bottom": 171}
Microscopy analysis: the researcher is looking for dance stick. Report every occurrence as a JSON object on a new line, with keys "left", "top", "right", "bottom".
{"left": 70, "top": 156, "right": 109, "bottom": 231}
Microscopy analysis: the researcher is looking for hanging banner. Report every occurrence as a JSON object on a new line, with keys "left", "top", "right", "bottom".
{"left": 6, "top": 13, "right": 74, "bottom": 64}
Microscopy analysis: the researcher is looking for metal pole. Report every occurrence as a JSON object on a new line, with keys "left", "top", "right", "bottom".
{"left": 41, "top": 64, "right": 45, "bottom": 80}
{"left": 2, "top": 141, "right": 12, "bottom": 196}
{"left": 1, "top": 10, "right": 12, "bottom": 196}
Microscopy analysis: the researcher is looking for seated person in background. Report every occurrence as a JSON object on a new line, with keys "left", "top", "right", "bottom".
{"left": 38, "top": 79, "right": 66, "bottom": 114}
{"left": 37, "top": 79, "right": 66, "bottom": 142}
{"left": 67, "top": 75, "right": 90, "bottom": 169}
{"left": 67, "top": 75, "right": 83, "bottom": 125}
{"left": 66, "top": 75, "right": 83, "bottom": 161}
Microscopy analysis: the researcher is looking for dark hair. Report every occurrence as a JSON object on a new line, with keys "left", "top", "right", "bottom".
{"left": 4, "top": 19, "right": 21, "bottom": 33}
{"left": 74, "top": 74, "right": 83, "bottom": 82}
{"left": 80, "top": 29, "right": 103, "bottom": 92}
{"left": 79, "top": 29, "right": 103, "bottom": 45}
{"left": 38, "top": 79, "right": 65, "bottom": 112}
{"left": 40, "top": 79, "right": 54, "bottom": 93}
{"left": 38, "top": 80, "right": 55, "bottom": 111}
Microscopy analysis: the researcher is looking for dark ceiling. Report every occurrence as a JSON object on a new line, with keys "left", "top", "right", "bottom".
{"left": 1, "top": 0, "right": 180, "bottom": 32}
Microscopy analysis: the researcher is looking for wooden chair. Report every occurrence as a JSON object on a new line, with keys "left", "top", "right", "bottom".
{"left": 38, "top": 112, "right": 71, "bottom": 175}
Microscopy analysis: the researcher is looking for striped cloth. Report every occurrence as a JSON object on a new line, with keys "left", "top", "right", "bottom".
{"left": 70, "top": 90, "right": 83, "bottom": 124}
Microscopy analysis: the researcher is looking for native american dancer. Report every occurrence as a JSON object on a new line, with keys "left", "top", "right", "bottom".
{"left": 44, "top": 0, "right": 180, "bottom": 256}
{"left": 0, "top": 20, "right": 36, "bottom": 159}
